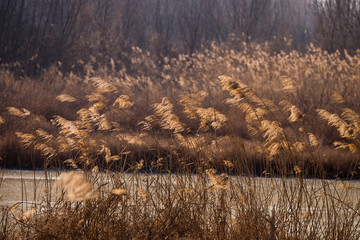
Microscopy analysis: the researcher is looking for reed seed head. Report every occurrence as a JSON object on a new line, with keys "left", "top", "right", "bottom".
{"left": 56, "top": 94, "right": 77, "bottom": 102}
{"left": 56, "top": 171, "right": 98, "bottom": 202}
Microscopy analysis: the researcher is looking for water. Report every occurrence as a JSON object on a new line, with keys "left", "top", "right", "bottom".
{"left": 1, "top": 169, "right": 360, "bottom": 212}
{"left": 0, "top": 170, "right": 60, "bottom": 208}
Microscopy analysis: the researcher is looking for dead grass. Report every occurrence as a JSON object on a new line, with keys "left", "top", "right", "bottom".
{"left": 0, "top": 42, "right": 360, "bottom": 239}
{"left": 1, "top": 169, "right": 359, "bottom": 239}
{"left": 1, "top": 43, "right": 359, "bottom": 175}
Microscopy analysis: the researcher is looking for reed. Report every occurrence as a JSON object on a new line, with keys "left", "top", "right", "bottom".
{"left": 0, "top": 42, "right": 360, "bottom": 239}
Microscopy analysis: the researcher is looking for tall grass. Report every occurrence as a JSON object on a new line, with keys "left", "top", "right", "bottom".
{"left": 0, "top": 42, "right": 360, "bottom": 239}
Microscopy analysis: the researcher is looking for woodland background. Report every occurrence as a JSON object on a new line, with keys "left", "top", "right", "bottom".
{"left": 1, "top": 0, "right": 360, "bottom": 75}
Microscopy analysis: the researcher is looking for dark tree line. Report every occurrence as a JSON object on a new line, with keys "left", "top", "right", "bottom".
{"left": 313, "top": 0, "right": 360, "bottom": 53}
{"left": 0, "top": 0, "right": 359, "bottom": 75}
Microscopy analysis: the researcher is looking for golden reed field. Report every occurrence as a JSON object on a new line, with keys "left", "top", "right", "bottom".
{"left": 1, "top": 42, "right": 360, "bottom": 239}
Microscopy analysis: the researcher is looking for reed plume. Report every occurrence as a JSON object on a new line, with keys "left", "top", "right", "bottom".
{"left": 6, "top": 107, "right": 30, "bottom": 118}
{"left": 205, "top": 169, "right": 230, "bottom": 191}
{"left": 18, "top": 208, "right": 36, "bottom": 223}
{"left": 92, "top": 77, "right": 117, "bottom": 93}
{"left": 89, "top": 102, "right": 107, "bottom": 114}
{"left": 56, "top": 94, "right": 77, "bottom": 102}
{"left": 86, "top": 93, "right": 109, "bottom": 103}
{"left": 281, "top": 76, "right": 298, "bottom": 93}
{"left": 196, "top": 107, "right": 227, "bottom": 131}
{"left": 138, "top": 188, "right": 150, "bottom": 200}
{"left": 317, "top": 109, "right": 353, "bottom": 138}
{"left": 288, "top": 106, "right": 303, "bottom": 122}
{"left": 15, "top": 132, "right": 36, "bottom": 147}
{"left": 35, "top": 128, "right": 54, "bottom": 142}
{"left": 113, "top": 94, "right": 134, "bottom": 109}
{"left": 180, "top": 91, "right": 208, "bottom": 119}
{"left": 308, "top": 133, "right": 320, "bottom": 148}
{"left": 152, "top": 97, "right": 185, "bottom": 133}
{"left": 111, "top": 188, "right": 128, "bottom": 195}
{"left": 52, "top": 115, "right": 82, "bottom": 138}
{"left": 34, "top": 143, "right": 56, "bottom": 160}
{"left": 331, "top": 92, "right": 345, "bottom": 104}
{"left": 56, "top": 171, "right": 98, "bottom": 201}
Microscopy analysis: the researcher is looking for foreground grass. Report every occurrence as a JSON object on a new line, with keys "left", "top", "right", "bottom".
{"left": 1, "top": 169, "right": 360, "bottom": 240}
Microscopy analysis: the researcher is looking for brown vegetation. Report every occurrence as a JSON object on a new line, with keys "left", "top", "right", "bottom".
{"left": 1, "top": 42, "right": 359, "bottom": 177}
{"left": 0, "top": 41, "right": 360, "bottom": 239}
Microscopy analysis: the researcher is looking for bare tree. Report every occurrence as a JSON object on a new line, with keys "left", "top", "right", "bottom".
{"left": 312, "top": 0, "right": 360, "bottom": 53}
{"left": 1, "top": 0, "right": 359, "bottom": 76}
